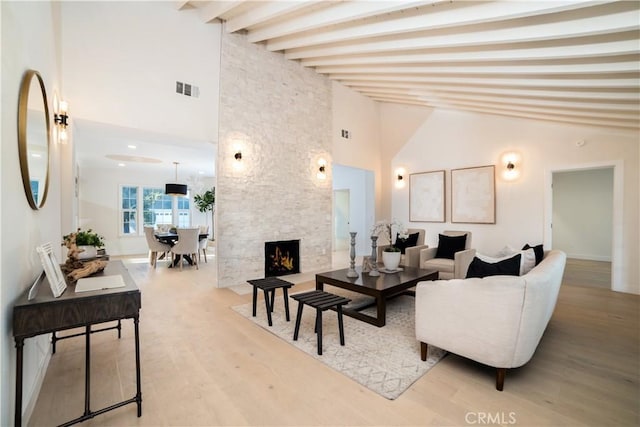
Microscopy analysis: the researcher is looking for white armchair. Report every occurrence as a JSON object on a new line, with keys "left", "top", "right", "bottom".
{"left": 419, "top": 230, "right": 475, "bottom": 279}
{"left": 377, "top": 228, "right": 428, "bottom": 268}
{"left": 172, "top": 228, "right": 200, "bottom": 270}
{"left": 198, "top": 225, "right": 209, "bottom": 263}
{"left": 144, "top": 226, "right": 172, "bottom": 268}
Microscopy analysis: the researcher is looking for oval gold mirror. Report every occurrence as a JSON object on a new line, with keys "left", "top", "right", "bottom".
{"left": 18, "top": 70, "right": 51, "bottom": 210}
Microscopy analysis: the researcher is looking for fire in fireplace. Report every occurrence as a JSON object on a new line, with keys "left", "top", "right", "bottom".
{"left": 265, "top": 240, "right": 300, "bottom": 277}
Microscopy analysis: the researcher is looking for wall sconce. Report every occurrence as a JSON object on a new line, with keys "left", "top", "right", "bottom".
{"left": 395, "top": 167, "right": 406, "bottom": 188}
{"left": 234, "top": 150, "right": 242, "bottom": 161}
{"left": 54, "top": 99, "right": 69, "bottom": 144}
{"left": 501, "top": 152, "right": 521, "bottom": 181}
{"left": 317, "top": 158, "right": 327, "bottom": 180}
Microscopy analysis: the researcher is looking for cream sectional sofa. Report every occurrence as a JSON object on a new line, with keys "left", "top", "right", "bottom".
{"left": 415, "top": 249, "right": 567, "bottom": 390}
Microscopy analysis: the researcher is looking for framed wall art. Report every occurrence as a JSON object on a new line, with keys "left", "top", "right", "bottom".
{"left": 451, "top": 165, "right": 496, "bottom": 224}
{"left": 409, "top": 170, "right": 445, "bottom": 222}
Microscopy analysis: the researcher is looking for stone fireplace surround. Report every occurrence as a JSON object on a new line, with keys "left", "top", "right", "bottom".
{"left": 216, "top": 30, "right": 333, "bottom": 287}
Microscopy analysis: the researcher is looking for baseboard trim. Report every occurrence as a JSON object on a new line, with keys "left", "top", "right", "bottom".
{"left": 23, "top": 342, "right": 51, "bottom": 425}
{"left": 567, "top": 254, "right": 612, "bottom": 262}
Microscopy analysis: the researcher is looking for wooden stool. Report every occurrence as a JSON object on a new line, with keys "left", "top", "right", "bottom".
{"left": 247, "top": 278, "right": 294, "bottom": 326}
{"left": 292, "top": 290, "right": 351, "bottom": 355}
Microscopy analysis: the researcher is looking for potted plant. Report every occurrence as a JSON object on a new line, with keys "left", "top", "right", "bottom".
{"left": 63, "top": 228, "right": 105, "bottom": 260}
{"left": 194, "top": 187, "right": 215, "bottom": 240}
{"left": 371, "top": 220, "right": 407, "bottom": 270}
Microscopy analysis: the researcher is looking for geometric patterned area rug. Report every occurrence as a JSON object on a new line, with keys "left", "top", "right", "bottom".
{"left": 232, "top": 292, "right": 446, "bottom": 400}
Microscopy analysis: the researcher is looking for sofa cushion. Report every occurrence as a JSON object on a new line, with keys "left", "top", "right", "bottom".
{"left": 477, "top": 248, "right": 536, "bottom": 275}
{"left": 435, "top": 234, "right": 467, "bottom": 259}
{"left": 466, "top": 254, "right": 521, "bottom": 278}
{"left": 522, "top": 243, "right": 544, "bottom": 265}
{"left": 395, "top": 232, "right": 419, "bottom": 254}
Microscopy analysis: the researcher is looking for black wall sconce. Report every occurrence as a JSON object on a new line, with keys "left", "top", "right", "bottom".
{"left": 234, "top": 151, "right": 242, "bottom": 161}
{"left": 317, "top": 158, "right": 327, "bottom": 180}
{"left": 54, "top": 99, "right": 69, "bottom": 144}
{"left": 395, "top": 167, "right": 406, "bottom": 188}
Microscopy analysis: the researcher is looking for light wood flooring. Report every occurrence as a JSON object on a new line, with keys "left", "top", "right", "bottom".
{"left": 563, "top": 258, "right": 612, "bottom": 289}
{"left": 27, "top": 255, "right": 639, "bottom": 426}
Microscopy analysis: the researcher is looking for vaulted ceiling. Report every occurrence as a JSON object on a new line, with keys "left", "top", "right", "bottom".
{"left": 178, "top": 1, "right": 640, "bottom": 131}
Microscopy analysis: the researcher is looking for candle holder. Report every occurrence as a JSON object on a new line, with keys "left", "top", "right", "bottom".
{"left": 346, "top": 232, "right": 358, "bottom": 278}
{"left": 369, "top": 235, "right": 380, "bottom": 276}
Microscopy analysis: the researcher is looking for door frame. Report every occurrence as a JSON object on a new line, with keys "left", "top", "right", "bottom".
{"left": 333, "top": 189, "right": 350, "bottom": 251}
{"left": 544, "top": 160, "right": 623, "bottom": 291}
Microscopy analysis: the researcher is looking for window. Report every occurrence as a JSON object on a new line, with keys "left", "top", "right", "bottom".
{"left": 143, "top": 188, "right": 173, "bottom": 227}
{"left": 176, "top": 196, "right": 190, "bottom": 228}
{"left": 120, "top": 185, "right": 192, "bottom": 235}
{"left": 121, "top": 186, "right": 138, "bottom": 235}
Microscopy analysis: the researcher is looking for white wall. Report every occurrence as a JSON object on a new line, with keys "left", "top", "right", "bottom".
{"left": 553, "top": 168, "right": 614, "bottom": 261}
{"left": 61, "top": 1, "right": 220, "bottom": 143}
{"left": 331, "top": 83, "right": 382, "bottom": 218}
{"left": 79, "top": 166, "right": 211, "bottom": 256}
{"left": 378, "top": 102, "right": 434, "bottom": 220}
{"left": 1, "top": 2, "right": 63, "bottom": 424}
{"left": 390, "top": 109, "right": 639, "bottom": 294}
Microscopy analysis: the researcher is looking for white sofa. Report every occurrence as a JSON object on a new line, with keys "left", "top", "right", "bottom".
{"left": 415, "top": 249, "right": 567, "bottom": 390}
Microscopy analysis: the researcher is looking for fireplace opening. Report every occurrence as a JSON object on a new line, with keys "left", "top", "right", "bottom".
{"left": 265, "top": 240, "right": 300, "bottom": 277}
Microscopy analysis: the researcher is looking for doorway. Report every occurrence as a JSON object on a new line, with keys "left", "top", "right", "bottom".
{"left": 546, "top": 163, "right": 622, "bottom": 291}
{"left": 333, "top": 189, "right": 350, "bottom": 251}
{"left": 553, "top": 167, "right": 613, "bottom": 289}
{"left": 332, "top": 164, "right": 376, "bottom": 260}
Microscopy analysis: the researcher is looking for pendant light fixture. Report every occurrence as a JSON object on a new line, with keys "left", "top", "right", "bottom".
{"left": 165, "top": 161, "right": 187, "bottom": 196}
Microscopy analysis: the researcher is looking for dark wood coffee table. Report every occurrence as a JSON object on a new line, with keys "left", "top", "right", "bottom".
{"left": 315, "top": 266, "right": 438, "bottom": 327}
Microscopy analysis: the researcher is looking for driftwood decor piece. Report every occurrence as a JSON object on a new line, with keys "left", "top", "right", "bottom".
{"left": 61, "top": 231, "right": 106, "bottom": 282}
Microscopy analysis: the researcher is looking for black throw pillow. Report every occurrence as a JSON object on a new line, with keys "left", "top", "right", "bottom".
{"left": 466, "top": 254, "right": 522, "bottom": 279}
{"left": 522, "top": 243, "right": 544, "bottom": 265}
{"left": 394, "top": 232, "right": 419, "bottom": 254}
{"left": 435, "top": 234, "right": 467, "bottom": 259}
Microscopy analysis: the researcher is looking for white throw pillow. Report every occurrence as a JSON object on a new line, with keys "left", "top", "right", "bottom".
{"left": 476, "top": 248, "right": 536, "bottom": 276}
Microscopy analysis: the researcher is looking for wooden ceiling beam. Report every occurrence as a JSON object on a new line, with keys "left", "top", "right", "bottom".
{"left": 267, "top": 0, "right": 614, "bottom": 51}
{"left": 300, "top": 40, "right": 639, "bottom": 67}
{"left": 284, "top": 8, "right": 639, "bottom": 59}
{"left": 249, "top": 0, "right": 440, "bottom": 43}
{"left": 225, "top": 1, "right": 322, "bottom": 33}
{"left": 330, "top": 74, "right": 640, "bottom": 89}
{"left": 198, "top": 1, "right": 247, "bottom": 23}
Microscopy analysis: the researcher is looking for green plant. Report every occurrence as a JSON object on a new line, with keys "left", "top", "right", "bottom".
{"left": 194, "top": 188, "right": 215, "bottom": 213}
{"left": 64, "top": 228, "right": 105, "bottom": 247}
{"left": 194, "top": 188, "right": 215, "bottom": 239}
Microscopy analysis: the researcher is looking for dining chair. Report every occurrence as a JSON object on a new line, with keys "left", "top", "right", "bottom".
{"left": 198, "top": 225, "right": 209, "bottom": 263}
{"left": 172, "top": 227, "right": 200, "bottom": 270}
{"left": 144, "top": 226, "right": 172, "bottom": 268}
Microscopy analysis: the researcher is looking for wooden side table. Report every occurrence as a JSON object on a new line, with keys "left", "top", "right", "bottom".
{"left": 247, "top": 277, "right": 294, "bottom": 326}
{"left": 292, "top": 290, "right": 351, "bottom": 355}
{"left": 12, "top": 260, "right": 142, "bottom": 427}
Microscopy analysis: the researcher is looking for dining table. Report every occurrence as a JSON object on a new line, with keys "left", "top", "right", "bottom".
{"left": 154, "top": 231, "right": 208, "bottom": 267}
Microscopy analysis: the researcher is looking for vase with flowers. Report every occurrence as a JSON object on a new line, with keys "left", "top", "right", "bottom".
{"left": 371, "top": 220, "right": 408, "bottom": 271}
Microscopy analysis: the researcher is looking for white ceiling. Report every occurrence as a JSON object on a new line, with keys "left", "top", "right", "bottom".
{"left": 178, "top": 0, "right": 640, "bottom": 130}
{"left": 74, "top": 119, "right": 216, "bottom": 179}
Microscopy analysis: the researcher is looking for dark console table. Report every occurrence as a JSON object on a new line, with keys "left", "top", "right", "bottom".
{"left": 12, "top": 260, "right": 142, "bottom": 427}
